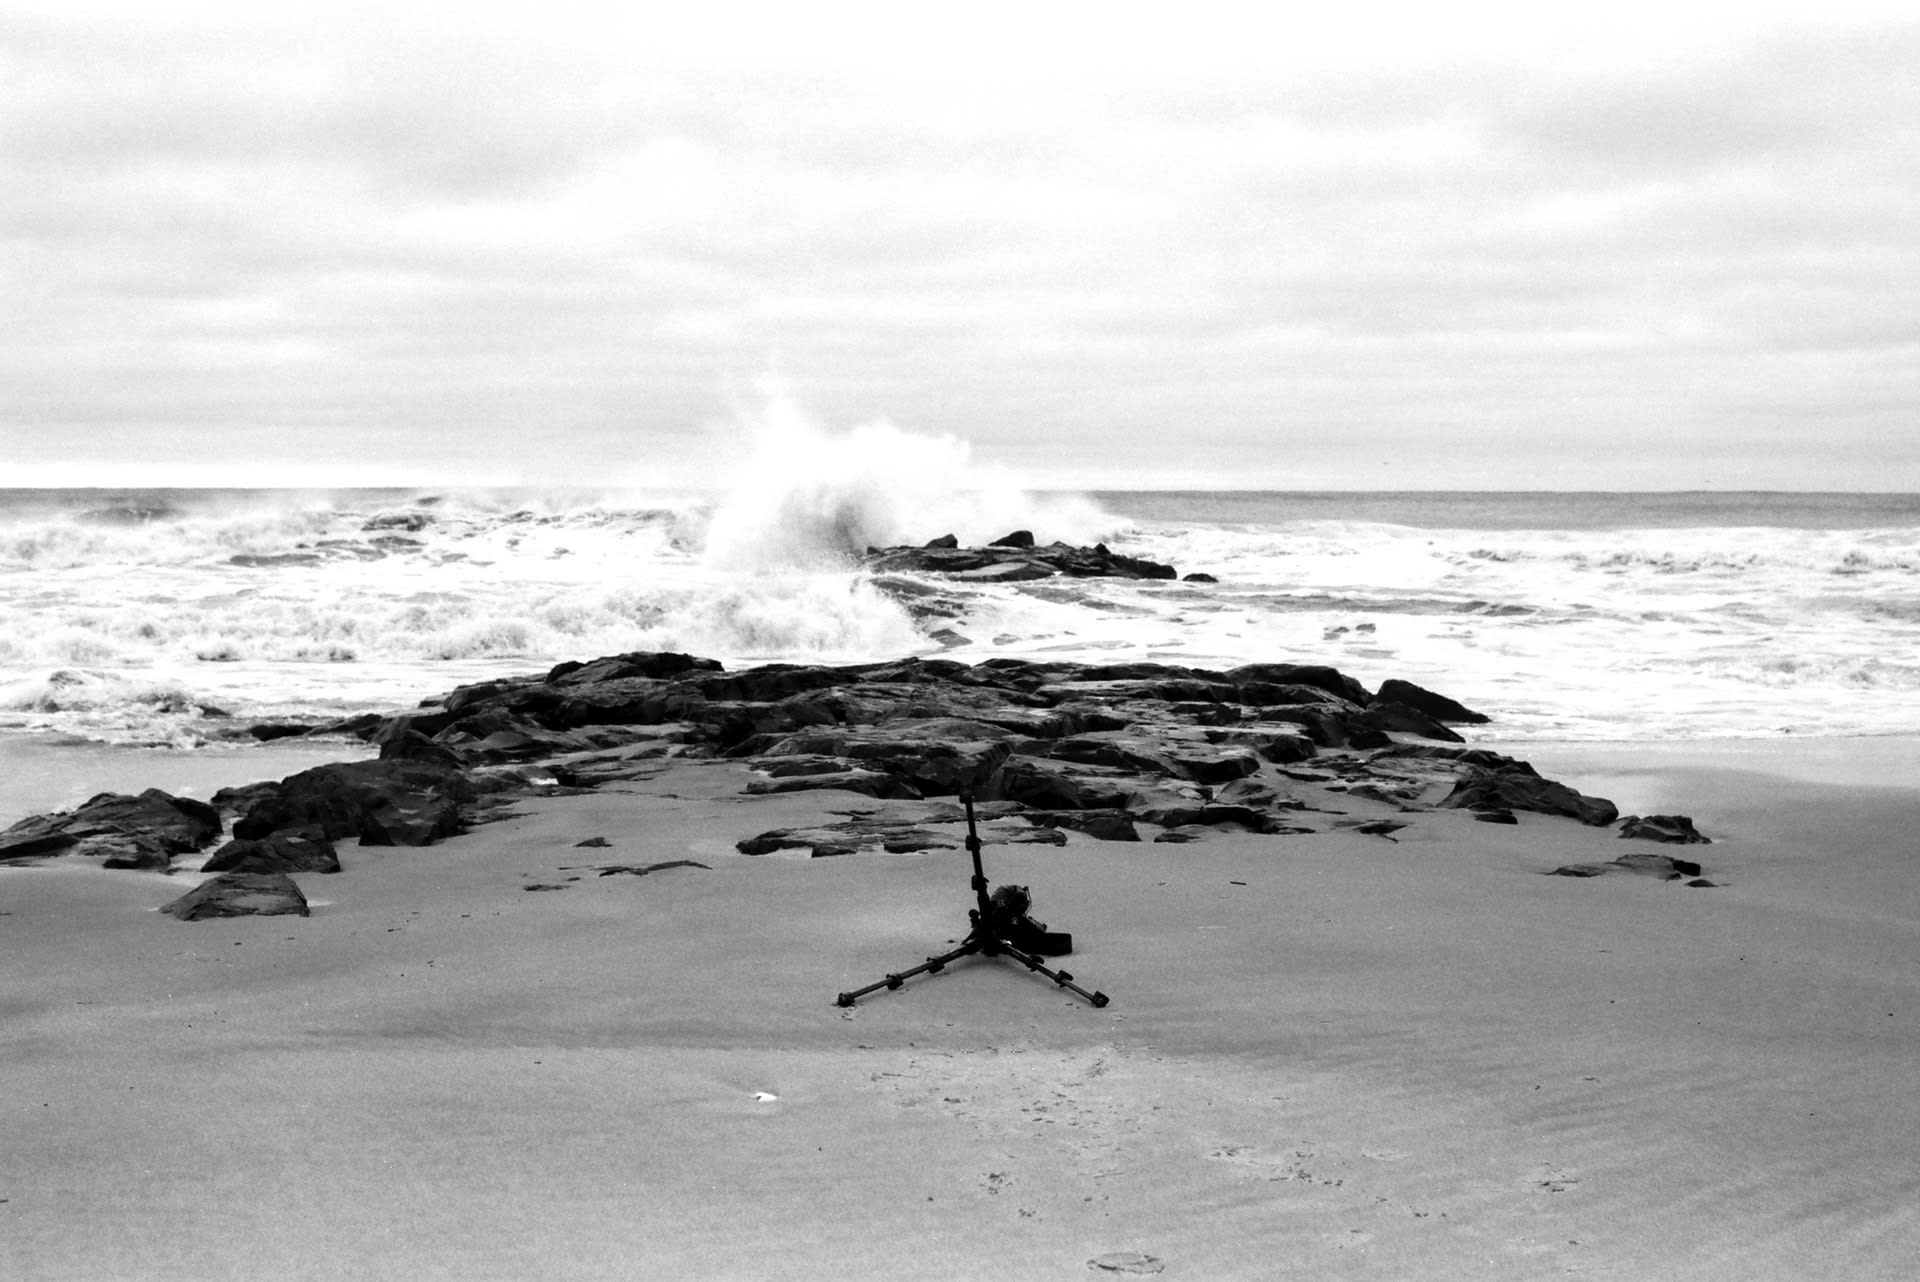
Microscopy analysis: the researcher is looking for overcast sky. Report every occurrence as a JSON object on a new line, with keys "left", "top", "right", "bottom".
{"left": 3, "top": 1, "right": 1917, "bottom": 491}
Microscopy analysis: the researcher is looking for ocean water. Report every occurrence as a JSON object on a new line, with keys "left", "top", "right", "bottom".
{"left": 3, "top": 479, "right": 1917, "bottom": 826}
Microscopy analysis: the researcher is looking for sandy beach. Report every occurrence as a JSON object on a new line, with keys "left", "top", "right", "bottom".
{"left": 4, "top": 734, "right": 1916, "bottom": 1281}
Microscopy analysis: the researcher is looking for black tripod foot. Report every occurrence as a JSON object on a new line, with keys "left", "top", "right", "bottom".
{"left": 835, "top": 934, "right": 1110, "bottom": 1009}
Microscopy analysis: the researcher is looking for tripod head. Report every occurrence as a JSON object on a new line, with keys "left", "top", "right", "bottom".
{"left": 959, "top": 793, "right": 1072, "bottom": 958}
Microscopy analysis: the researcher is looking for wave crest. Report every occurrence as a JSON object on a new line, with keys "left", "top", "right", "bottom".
{"left": 697, "top": 393, "right": 1111, "bottom": 570}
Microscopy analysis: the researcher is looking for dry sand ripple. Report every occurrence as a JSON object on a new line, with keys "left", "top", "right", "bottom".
{"left": 4, "top": 747, "right": 1918, "bottom": 1279}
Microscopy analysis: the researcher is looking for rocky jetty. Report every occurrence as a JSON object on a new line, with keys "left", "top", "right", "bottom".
{"left": 864, "top": 533, "right": 1180, "bottom": 582}
{"left": 0, "top": 648, "right": 1718, "bottom": 909}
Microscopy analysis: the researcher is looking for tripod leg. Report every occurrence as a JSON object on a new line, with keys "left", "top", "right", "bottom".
{"left": 835, "top": 941, "right": 979, "bottom": 1007}
{"left": 993, "top": 939, "right": 1110, "bottom": 1008}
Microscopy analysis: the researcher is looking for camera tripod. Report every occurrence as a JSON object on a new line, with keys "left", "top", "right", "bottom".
{"left": 834, "top": 793, "right": 1110, "bottom": 1008}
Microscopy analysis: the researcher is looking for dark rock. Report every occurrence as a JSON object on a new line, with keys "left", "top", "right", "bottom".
{"left": 1473, "top": 809, "right": 1519, "bottom": 824}
{"left": 1253, "top": 733, "right": 1316, "bottom": 764}
{"left": 1550, "top": 852, "right": 1707, "bottom": 881}
{"left": 1353, "top": 701, "right": 1466, "bottom": 743}
{"left": 1619, "top": 814, "right": 1711, "bottom": 844}
{"left": 923, "top": 533, "right": 959, "bottom": 548}
{"left": 1152, "top": 825, "right": 1211, "bottom": 844}
{"left": 1181, "top": 572, "right": 1218, "bottom": 583}
{"left": 950, "top": 561, "right": 1058, "bottom": 583}
{"left": 735, "top": 812, "right": 1066, "bottom": 858}
{"left": 161, "top": 872, "right": 309, "bottom": 920}
{"left": 1021, "top": 810, "right": 1142, "bottom": 841}
{"left": 590, "top": 859, "right": 709, "bottom": 876}
{"left": 245, "top": 722, "right": 323, "bottom": 742}
{"left": 984, "top": 758, "right": 1134, "bottom": 811}
{"left": 1224, "top": 663, "right": 1372, "bottom": 705}
{"left": 1442, "top": 767, "right": 1618, "bottom": 827}
{"left": 1372, "top": 678, "right": 1489, "bottom": 724}
{"left": 760, "top": 721, "right": 1012, "bottom": 796}
{"left": 1343, "top": 780, "right": 1424, "bottom": 805}
{"left": 210, "top": 779, "right": 281, "bottom": 816}
{"left": 989, "top": 530, "right": 1035, "bottom": 548}
{"left": 1212, "top": 777, "right": 1299, "bottom": 811}
{"left": 1343, "top": 724, "right": 1394, "bottom": 751}
{"left": 1162, "top": 747, "right": 1262, "bottom": 785}
{"left": 545, "top": 650, "right": 724, "bottom": 686}
{"left": 377, "top": 728, "right": 465, "bottom": 769}
{"left": 234, "top": 759, "right": 472, "bottom": 846}
{"left": 1172, "top": 701, "right": 1241, "bottom": 726}
{"left": 311, "top": 712, "right": 385, "bottom": 740}
{"left": 864, "top": 541, "right": 1177, "bottom": 581}
{"left": 1614, "top": 851, "right": 1705, "bottom": 879}
{"left": 1045, "top": 733, "right": 1171, "bottom": 775}
{"left": 0, "top": 788, "right": 221, "bottom": 870}
{"left": 201, "top": 827, "right": 340, "bottom": 874}
{"left": 0, "top": 828, "right": 78, "bottom": 862}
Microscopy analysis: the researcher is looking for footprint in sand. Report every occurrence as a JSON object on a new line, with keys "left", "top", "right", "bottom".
{"left": 1208, "top": 1143, "right": 1346, "bottom": 1187}
{"left": 1533, "top": 1164, "right": 1582, "bottom": 1194}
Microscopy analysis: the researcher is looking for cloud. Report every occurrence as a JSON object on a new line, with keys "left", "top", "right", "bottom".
{"left": 3, "top": 2, "right": 1918, "bottom": 488}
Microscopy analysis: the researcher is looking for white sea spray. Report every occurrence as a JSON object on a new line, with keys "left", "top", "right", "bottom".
{"left": 696, "top": 388, "right": 1113, "bottom": 569}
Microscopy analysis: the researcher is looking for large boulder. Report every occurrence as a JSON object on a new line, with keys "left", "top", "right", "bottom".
{"left": 1442, "top": 766, "right": 1618, "bottom": 827}
{"left": 0, "top": 788, "right": 220, "bottom": 870}
{"left": 162, "top": 872, "right": 310, "bottom": 920}
{"left": 200, "top": 826, "right": 340, "bottom": 874}
{"left": 234, "top": 759, "right": 473, "bottom": 846}
{"left": 1371, "top": 679, "right": 1489, "bottom": 724}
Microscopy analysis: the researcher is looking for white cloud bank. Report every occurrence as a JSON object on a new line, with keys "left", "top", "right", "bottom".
{"left": 2, "top": 1, "right": 1917, "bottom": 489}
